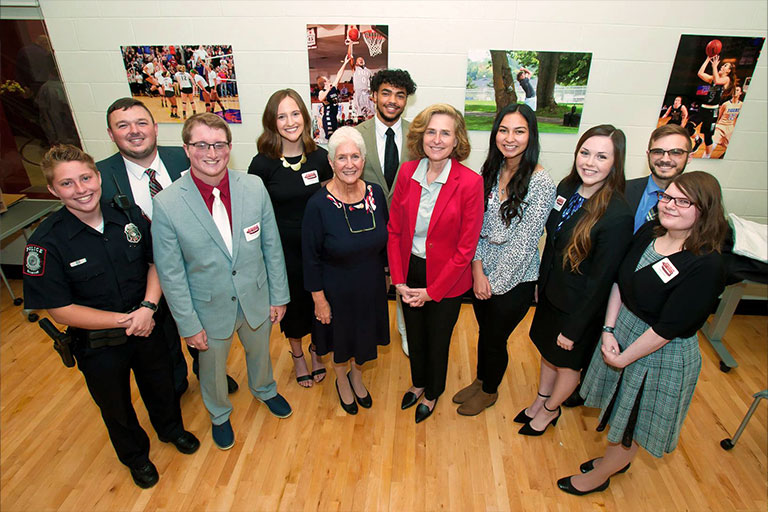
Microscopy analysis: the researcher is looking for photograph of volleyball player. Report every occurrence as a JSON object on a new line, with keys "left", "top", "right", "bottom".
{"left": 655, "top": 34, "right": 764, "bottom": 159}
{"left": 306, "top": 24, "right": 388, "bottom": 143}
{"left": 120, "top": 45, "right": 241, "bottom": 124}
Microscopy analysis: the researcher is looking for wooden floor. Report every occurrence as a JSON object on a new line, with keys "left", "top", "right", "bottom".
{"left": 1, "top": 279, "right": 766, "bottom": 512}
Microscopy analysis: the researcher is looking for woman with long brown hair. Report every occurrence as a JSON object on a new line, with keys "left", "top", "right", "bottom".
{"left": 248, "top": 89, "right": 333, "bottom": 388}
{"left": 558, "top": 171, "right": 728, "bottom": 495}
{"left": 517, "top": 124, "right": 633, "bottom": 436}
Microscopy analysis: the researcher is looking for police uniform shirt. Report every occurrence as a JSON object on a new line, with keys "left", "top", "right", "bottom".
{"left": 23, "top": 202, "right": 153, "bottom": 314}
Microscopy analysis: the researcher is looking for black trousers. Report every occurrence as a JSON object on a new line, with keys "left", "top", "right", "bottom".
{"left": 158, "top": 298, "right": 194, "bottom": 393}
{"left": 402, "top": 255, "right": 462, "bottom": 401}
{"left": 73, "top": 326, "right": 185, "bottom": 469}
{"left": 472, "top": 281, "right": 536, "bottom": 394}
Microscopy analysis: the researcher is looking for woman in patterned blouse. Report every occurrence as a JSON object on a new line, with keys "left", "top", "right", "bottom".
{"left": 452, "top": 103, "right": 556, "bottom": 416}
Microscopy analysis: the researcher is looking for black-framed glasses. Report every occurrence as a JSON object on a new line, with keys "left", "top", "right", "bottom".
{"left": 342, "top": 204, "right": 376, "bottom": 234}
{"left": 187, "top": 141, "right": 230, "bottom": 152}
{"left": 656, "top": 192, "right": 695, "bottom": 208}
{"left": 648, "top": 148, "right": 689, "bottom": 158}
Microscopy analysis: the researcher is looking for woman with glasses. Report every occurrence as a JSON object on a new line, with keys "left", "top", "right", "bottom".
{"left": 249, "top": 89, "right": 333, "bottom": 389}
{"left": 558, "top": 171, "right": 728, "bottom": 495}
{"left": 302, "top": 127, "right": 389, "bottom": 415}
{"left": 519, "top": 125, "right": 633, "bottom": 437}
{"left": 387, "top": 104, "right": 484, "bottom": 423}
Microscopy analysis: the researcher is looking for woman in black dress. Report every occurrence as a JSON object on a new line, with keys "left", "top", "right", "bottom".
{"left": 302, "top": 127, "right": 389, "bottom": 415}
{"left": 518, "top": 124, "right": 633, "bottom": 436}
{"left": 248, "top": 89, "right": 332, "bottom": 388}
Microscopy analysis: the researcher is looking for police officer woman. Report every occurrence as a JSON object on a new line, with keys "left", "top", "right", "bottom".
{"left": 22, "top": 145, "right": 199, "bottom": 489}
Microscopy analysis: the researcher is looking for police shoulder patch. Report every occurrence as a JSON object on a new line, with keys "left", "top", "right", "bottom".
{"left": 23, "top": 245, "right": 46, "bottom": 276}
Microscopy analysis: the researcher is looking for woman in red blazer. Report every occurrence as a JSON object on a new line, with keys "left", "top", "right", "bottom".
{"left": 387, "top": 104, "right": 484, "bottom": 423}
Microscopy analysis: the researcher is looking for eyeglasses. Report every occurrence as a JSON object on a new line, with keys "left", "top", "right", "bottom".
{"left": 648, "top": 148, "right": 689, "bottom": 158}
{"left": 342, "top": 204, "right": 376, "bottom": 234}
{"left": 187, "top": 141, "right": 230, "bottom": 152}
{"left": 656, "top": 192, "right": 695, "bottom": 208}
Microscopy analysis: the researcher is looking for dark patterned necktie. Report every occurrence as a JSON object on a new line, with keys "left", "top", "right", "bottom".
{"left": 645, "top": 203, "right": 658, "bottom": 222}
{"left": 145, "top": 168, "right": 163, "bottom": 198}
{"left": 384, "top": 127, "right": 398, "bottom": 189}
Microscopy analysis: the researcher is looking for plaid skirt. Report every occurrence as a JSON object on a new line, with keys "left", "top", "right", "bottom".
{"left": 581, "top": 305, "right": 702, "bottom": 458}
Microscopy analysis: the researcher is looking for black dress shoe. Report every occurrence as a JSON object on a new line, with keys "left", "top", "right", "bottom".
{"left": 401, "top": 390, "right": 424, "bottom": 410}
{"left": 163, "top": 431, "right": 200, "bottom": 454}
{"left": 557, "top": 475, "right": 610, "bottom": 496}
{"left": 226, "top": 375, "right": 239, "bottom": 394}
{"left": 563, "top": 387, "right": 585, "bottom": 408}
{"left": 513, "top": 408, "right": 534, "bottom": 424}
{"left": 415, "top": 398, "right": 437, "bottom": 424}
{"left": 579, "top": 458, "right": 631, "bottom": 474}
{"left": 518, "top": 405, "right": 561, "bottom": 436}
{"left": 347, "top": 372, "right": 372, "bottom": 408}
{"left": 130, "top": 461, "right": 159, "bottom": 489}
{"left": 335, "top": 380, "right": 358, "bottom": 415}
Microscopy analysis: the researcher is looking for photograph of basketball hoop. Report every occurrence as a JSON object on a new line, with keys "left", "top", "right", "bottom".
{"left": 306, "top": 24, "right": 388, "bottom": 143}
{"left": 120, "top": 44, "right": 241, "bottom": 124}
{"left": 465, "top": 49, "right": 592, "bottom": 134}
{"left": 656, "top": 34, "right": 764, "bottom": 159}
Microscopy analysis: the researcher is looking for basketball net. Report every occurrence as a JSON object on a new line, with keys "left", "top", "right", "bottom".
{"left": 362, "top": 30, "right": 385, "bottom": 57}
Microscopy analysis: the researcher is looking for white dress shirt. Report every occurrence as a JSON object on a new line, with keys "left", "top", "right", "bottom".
{"left": 122, "top": 152, "right": 173, "bottom": 219}
{"left": 374, "top": 116, "right": 403, "bottom": 174}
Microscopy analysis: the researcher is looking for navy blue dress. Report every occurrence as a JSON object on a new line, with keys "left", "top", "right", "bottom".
{"left": 302, "top": 182, "right": 390, "bottom": 364}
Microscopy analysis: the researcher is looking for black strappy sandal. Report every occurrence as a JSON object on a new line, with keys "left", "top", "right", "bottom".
{"left": 309, "top": 345, "right": 326, "bottom": 383}
{"left": 291, "top": 351, "right": 314, "bottom": 387}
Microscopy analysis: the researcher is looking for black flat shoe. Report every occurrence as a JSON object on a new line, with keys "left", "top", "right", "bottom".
{"left": 518, "top": 405, "right": 561, "bottom": 436}
{"left": 130, "top": 461, "right": 159, "bottom": 489}
{"left": 162, "top": 430, "right": 200, "bottom": 454}
{"left": 579, "top": 458, "right": 631, "bottom": 474}
{"left": 415, "top": 398, "right": 438, "bottom": 424}
{"left": 335, "top": 380, "right": 358, "bottom": 415}
{"left": 513, "top": 408, "right": 534, "bottom": 424}
{"left": 557, "top": 476, "right": 610, "bottom": 496}
{"left": 347, "top": 372, "right": 372, "bottom": 408}
{"left": 563, "top": 387, "right": 585, "bottom": 408}
{"left": 401, "top": 389, "right": 424, "bottom": 410}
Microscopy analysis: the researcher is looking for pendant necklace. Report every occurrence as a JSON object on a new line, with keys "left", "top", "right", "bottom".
{"left": 281, "top": 153, "right": 307, "bottom": 171}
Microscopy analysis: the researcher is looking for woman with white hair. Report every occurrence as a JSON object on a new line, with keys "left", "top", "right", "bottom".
{"left": 302, "top": 126, "right": 390, "bottom": 415}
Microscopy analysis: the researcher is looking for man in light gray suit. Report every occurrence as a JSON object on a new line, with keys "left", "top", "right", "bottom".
{"left": 152, "top": 113, "right": 291, "bottom": 450}
{"left": 355, "top": 69, "right": 417, "bottom": 356}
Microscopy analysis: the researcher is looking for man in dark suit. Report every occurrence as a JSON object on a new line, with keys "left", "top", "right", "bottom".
{"left": 96, "top": 97, "right": 237, "bottom": 396}
{"left": 355, "top": 69, "right": 417, "bottom": 356}
{"left": 625, "top": 124, "right": 692, "bottom": 233}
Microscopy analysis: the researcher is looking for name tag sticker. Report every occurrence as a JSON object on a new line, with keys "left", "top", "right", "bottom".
{"left": 652, "top": 257, "right": 680, "bottom": 283}
{"left": 243, "top": 222, "right": 260, "bottom": 241}
{"left": 302, "top": 170, "right": 319, "bottom": 186}
{"left": 69, "top": 258, "right": 87, "bottom": 267}
{"left": 554, "top": 195, "right": 567, "bottom": 211}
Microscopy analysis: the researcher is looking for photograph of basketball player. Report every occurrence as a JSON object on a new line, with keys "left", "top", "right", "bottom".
{"left": 655, "top": 34, "right": 764, "bottom": 159}
{"left": 307, "top": 24, "right": 389, "bottom": 143}
{"left": 120, "top": 44, "right": 242, "bottom": 124}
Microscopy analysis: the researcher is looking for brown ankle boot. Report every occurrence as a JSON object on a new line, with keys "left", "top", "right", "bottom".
{"left": 457, "top": 390, "right": 498, "bottom": 416}
{"left": 452, "top": 379, "right": 483, "bottom": 404}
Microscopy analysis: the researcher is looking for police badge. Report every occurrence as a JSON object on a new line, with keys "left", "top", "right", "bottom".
{"left": 124, "top": 223, "right": 142, "bottom": 243}
{"left": 23, "top": 245, "right": 46, "bottom": 276}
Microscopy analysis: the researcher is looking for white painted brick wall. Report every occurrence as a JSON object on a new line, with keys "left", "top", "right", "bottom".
{"left": 39, "top": 0, "right": 767, "bottom": 223}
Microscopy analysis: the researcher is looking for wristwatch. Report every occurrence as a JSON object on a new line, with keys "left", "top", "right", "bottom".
{"left": 602, "top": 325, "right": 615, "bottom": 334}
{"left": 140, "top": 300, "right": 158, "bottom": 312}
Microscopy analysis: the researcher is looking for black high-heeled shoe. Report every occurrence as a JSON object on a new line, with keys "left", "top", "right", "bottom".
{"left": 514, "top": 392, "right": 550, "bottom": 424}
{"left": 579, "top": 458, "right": 631, "bottom": 474}
{"left": 518, "top": 402, "right": 561, "bottom": 436}
{"left": 415, "top": 397, "right": 438, "bottom": 424}
{"left": 347, "top": 372, "right": 372, "bottom": 408}
{"left": 557, "top": 476, "right": 610, "bottom": 496}
{"left": 335, "top": 380, "right": 358, "bottom": 415}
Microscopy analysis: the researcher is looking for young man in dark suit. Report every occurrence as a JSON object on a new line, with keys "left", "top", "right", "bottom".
{"left": 96, "top": 97, "right": 237, "bottom": 396}
{"left": 355, "top": 70, "right": 417, "bottom": 356}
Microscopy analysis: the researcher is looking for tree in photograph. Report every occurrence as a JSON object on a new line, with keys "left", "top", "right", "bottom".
{"left": 536, "top": 51, "right": 561, "bottom": 113}
{"left": 490, "top": 50, "right": 516, "bottom": 112}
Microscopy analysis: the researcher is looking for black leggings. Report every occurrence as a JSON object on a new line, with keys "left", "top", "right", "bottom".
{"left": 472, "top": 281, "right": 536, "bottom": 393}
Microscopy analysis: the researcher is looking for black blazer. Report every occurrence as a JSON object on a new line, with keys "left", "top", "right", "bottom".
{"left": 624, "top": 176, "right": 648, "bottom": 216}
{"left": 538, "top": 179, "right": 634, "bottom": 341}
{"left": 96, "top": 146, "right": 189, "bottom": 206}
